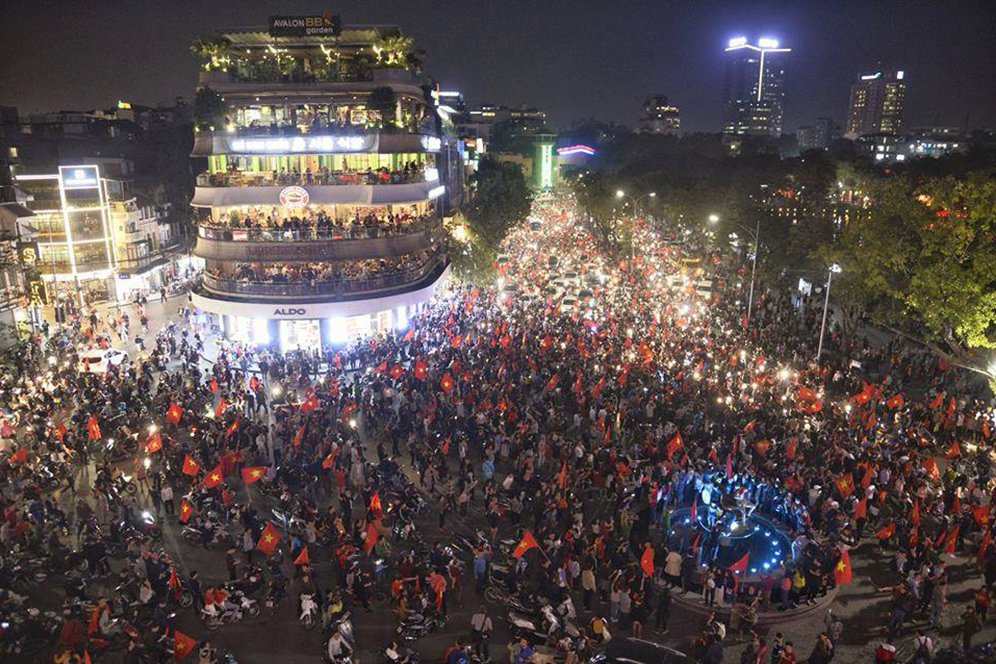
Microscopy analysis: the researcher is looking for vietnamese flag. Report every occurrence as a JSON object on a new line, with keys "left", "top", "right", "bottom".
{"left": 852, "top": 383, "right": 875, "bottom": 406}
{"left": 242, "top": 466, "right": 267, "bottom": 484}
{"left": 181, "top": 455, "right": 200, "bottom": 477}
{"left": 729, "top": 551, "right": 750, "bottom": 588}
{"left": 209, "top": 379, "right": 219, "bottom": 394}
{"left": 293, "top": 546, "right": 310, "bottom": 566}
{"left": 173, "top": 630, "right": 197, "bottom": 661}
{"left": 389, "top": 364, "right": 405, "bottom": 380}
{"left": 257, "top": 521, "right": 281, "bottom": 556}
{"left": 592, "top": 376, "right": 607, "bottom": 399}
{"left": 876, "top": 523, "right": 896, "bottom": 540}
{"left": 540, "top": 335, "right": 553, "bottom": 352}
{"left": 414, "top": 359, "right": 428, "bottom": 380}
{"left": 545, "top": 374, "right": 560, "bottom": 392}
{"left": 754, "top": 439, "right": 772, "bottom": 456}
{"left": 929, "top": 392, "right": 945, "bottom": 411}
{"left": 146, "top": 432, "right": 163, "bottom": 454}
{"left": 972, "top": 505, "right": 991, "bottom": 528}
{"left": 984, "top": 420, "right": 992, "bottom": 440}
{"left": 87, "top": 415, "right": 102, "bottom": 441}
{"left": 300, "top": 394, "right": 319, "bottom": 413}
{"left": 946, "top": 442, "right": 961, "bottom": 459}
{"left": 204, "top": 465, "right": 224, "bottom": 489}
{"left": 861, "top": 465, "right": 875, "bottom": 489}
{"left": 179, "top": 499, "right": 195, "bottom": 524}
{"left": 340, "top": 402, "right": 359, "bottom": 423}
{"left": 401, "top": 328, "right": 416, "bottom": 343}
{"left": 513, "top": 531, "right": 541, "bottom": 558}
{"left": 375, "top": 361, "right": 388, "bottom": 375}
{"left": 707, "top": 447, "right": 718, "bottom": 464}
{"left": 835, "top": 473, "right": 855, "bottom": 498}
{"left": 834, "top": 550, "right": 854, "bottom": 585}
{"left": 10, "top": 448, "right": 28, "bottom": 464}
{"left": 853, "top": 497, "right": 868, "bottom": 520}
{"left": 943, "top": 525, "right": 960, "bottom": 555}
{"left": 690, "top": 497, "right": 698, "bottom": 524}
{"left": 666, "top": 432, "right": 684, "bottom": 461}
{"left": 886, "top": 393, "right": 905, "bottom": 410}
{"left": 725, "top": 453, "right": 734, "bottom": 479}
{"left": 363, "top": 521, "right": 381, "bottom": 554}
{"left": 321, "top": 450, "right": 338, "bottom": 470}
{"left": 947, "top": 397, "right": 957, "bottom": 417}
{"left": 440, "top": 373, "right": 455, "bottom": 395}
{"left": 441, "top": 437, "right": 451, "bottom": 456}
{"left": 980, "top": 528, "right": 992, "bottom": 563}
{"left": 557, "top": 460, "right": 568, "bottom": 489}
{"left": 292, "top": 424, "right": 307, "bottom": 448}
{"left": 225, "top": 418, "right": 241, "bottom": 438}
{"left": 923, "top": 457, "right": 941, "bottom": 480}
{"left": 166, "top": 402, "right": 183, "bottom": 426}
{"left": 640, "top": 544, "right": 654, "bottom": 577}
{"left": 369, "top": 490, "right": 383, "bottom": 518}
{"left": 786, "top": 437, "right": 798, "bottom": 460}
{"left": 214, "top": 398, "right": 227, "bottom": 420}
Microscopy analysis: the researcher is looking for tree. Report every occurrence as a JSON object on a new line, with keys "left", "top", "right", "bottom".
{"left": 367, "top": 87, "right": 398, "bottom": 130}
{"left": 458, "top": 156, "right": 532, "bottom": 281}
{"left": 827, "top": 173, "right": 996, "bottom": 382}
{"left": 193, "top": 87, "right": 228, "bottom": 130}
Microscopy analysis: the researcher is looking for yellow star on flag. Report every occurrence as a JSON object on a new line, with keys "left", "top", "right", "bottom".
{"left": 210, "top": 473, "right": 221, "bottom": 482}
{"left": 264, "top": 534, "right": 274, "bottom": 543}
{"left": 836, "top": 560, "right": 846, "bottom": 573}
{"left": 251, "top": 469, "right": 262, "bottom": 478}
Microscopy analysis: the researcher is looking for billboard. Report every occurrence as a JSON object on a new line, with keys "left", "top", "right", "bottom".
{"left": 269, "top": 13, "right": 342, "bottom": 37}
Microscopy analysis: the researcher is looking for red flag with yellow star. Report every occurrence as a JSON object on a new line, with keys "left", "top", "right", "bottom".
{"left": 512, "top": 531, "right": 540, "bottom": 558}
{"left": 181, "top": 455, "right": 200, "bottom": 477}
{"left": 172, "top": 629, "right": 197, "bottom": 661}
{"left": 179, "top": 499, "right": 195, "bottom": 524}
{"left": 257, "top": 521, "right": 281, "bottom": 556}
{"left": 834, "top": 550, "right": 853, "bottom": 585}
{"left": 166, "top": 403, "right": 183, "bottom": 426}
{"left": 835, "top": 472, "right": 855, "bottom": 498}
{"left": 203, "top": 465, "right": 224, "bottom": 489}
{"left": 146, "top": 432, "right": 163, "bottom": 454}
{"left": 87, "top": 415, "right": 102, "bottom": 441}
{"left": 241, "top": 466, "right": 267, "bottom": 485}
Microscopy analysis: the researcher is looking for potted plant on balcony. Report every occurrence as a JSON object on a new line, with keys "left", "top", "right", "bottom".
{"left": 193, "top": 87, "right": 228, "bottom": 131}
{"left": 367, "top": 87, "right": 399, "bottom": 132}
{"left": 190, "top": 35, "right": 232, "bottom": 71}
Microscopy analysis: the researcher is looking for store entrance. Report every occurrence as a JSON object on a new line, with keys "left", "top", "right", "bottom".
{"left": 279, "top": 319, "right": 321, "bottom": 352}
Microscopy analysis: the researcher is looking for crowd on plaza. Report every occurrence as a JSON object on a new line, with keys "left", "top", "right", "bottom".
{"left": 0, "top": 195, "right": 995, "bottom": 664}
{"left": 200, "top": 208, "right": 436, "bottom": 241}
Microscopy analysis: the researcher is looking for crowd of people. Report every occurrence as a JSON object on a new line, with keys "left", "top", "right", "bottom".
{"left": 0, "top": 194, "right": 994, "bottom": 664}
{"left": 199, "top": 207, "right": 436, "bottom": 242}
{"left": 207, "top": 249, "right": 441, "bottom": 288}
{"left": 202, "top": 160, "right": 428, "bottom": 188}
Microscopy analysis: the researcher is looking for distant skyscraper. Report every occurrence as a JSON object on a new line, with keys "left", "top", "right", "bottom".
{"left": 846, "top": 69, "right": 906, "bottom": 138}
{"left": 639, "top": 95, "right": 681, "bottom": 135}
{"left": 797, "top": 117, "right": 842, "bottom": 151}
{"left": 723, "top": 37, "right": 791, "bottom": 137}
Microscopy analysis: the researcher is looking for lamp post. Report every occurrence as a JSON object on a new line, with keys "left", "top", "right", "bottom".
{"left": 710, "top": 215, "right": 760, "bottom": 326}
{"left": 615, "top": 190, "right": 656, "bottom": 259}
{"left": 816, "top": 263, "right": 842, "bottom": 363}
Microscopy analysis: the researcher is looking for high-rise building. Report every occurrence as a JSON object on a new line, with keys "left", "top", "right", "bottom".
{"left": 639, "top": 95, "right": 681, "bottom": 135}
{"left": 845, "top": 69, "right": 906, "bottom": 138}
{"left": 797, "top": 117, "right": 842, "bottom": 151}
{"left": 188, "top": 19, "right": 455, "bottom": 351}
{"left": 723, "top": 37, "right": 791, "bottom": 137}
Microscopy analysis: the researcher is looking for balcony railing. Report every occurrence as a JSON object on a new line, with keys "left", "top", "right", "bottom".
{"left": 198, "top": 217, "right": 439, "bottom": 242}
{"left": 196, "top": 169, "right": 428, "bottom": 188}
{"left": 201, "top": 254, "right": 446, "bottom": 299}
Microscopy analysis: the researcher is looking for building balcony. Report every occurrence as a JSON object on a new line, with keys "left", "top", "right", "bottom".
{"left": 196, "top": 168, "right": 429, "bottom": 188}
{"left": 198, "top": 252, "right": 448, "bottom": 303}
{"left": 190, "top": 130, "right": 441, "bottom": 157}
{"left": 193, "top": 218, "right": 443, "bottom": 262}
{"left": 198, "top": 67, "right": 423, "bottom": 97}
{"left": 191, "top": 179, "right": 444, "bottom": 208}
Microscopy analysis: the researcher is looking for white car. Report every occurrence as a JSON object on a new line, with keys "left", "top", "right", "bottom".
{"left": 79, "top": 348, "right": 129, "bottom": 374}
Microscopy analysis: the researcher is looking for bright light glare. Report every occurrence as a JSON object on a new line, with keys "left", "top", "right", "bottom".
{"left": 615, "top": 190, "right": 625, "bottom": 198}
{"left": 758, "top": 38, "right": 779, "bottom": 48}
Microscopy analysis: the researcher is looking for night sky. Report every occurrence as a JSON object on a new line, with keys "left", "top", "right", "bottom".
{"left": 3, "top": 0, "right": 996, "bottom": 133}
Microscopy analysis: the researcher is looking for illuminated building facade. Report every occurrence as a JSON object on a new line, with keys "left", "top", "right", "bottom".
{"left": 639, "top": 95, "right": 681, "bottom": 135}
{"left": 189, "top": 19, "right": 453, "bottom": 351}
{"left": 723, "top": 37, "right": 791, "bottom": 137}
{"left": 846, "top": 69, "right": 906, "bottom": 138}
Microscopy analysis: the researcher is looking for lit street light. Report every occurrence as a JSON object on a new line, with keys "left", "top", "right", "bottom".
{"left": 710, "top": 215, "right": 761, "bottom": 327}
{"left": 816, "top": 263, "right": 842, "bottom": 362}
{"left": 615, "top": 190, "right": 657, "bottom": 258}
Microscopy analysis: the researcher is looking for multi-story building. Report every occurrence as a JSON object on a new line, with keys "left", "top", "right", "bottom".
{"left": 797, "top": 117, "right": 842, "bottom": 151}
{"left": 189, "top": 19, "right": 455, "bottom": 351}
{"left": 723, "top": 37, "right": 791, "bottom": 138}
{"left": 906, "top": 127, "right": 967, "bottom": 159}
{"left": 639, "top": 95, "right": 681, "bottom": 135}
{"left": 845, "top": 69, "right": 906, "bottom": 138}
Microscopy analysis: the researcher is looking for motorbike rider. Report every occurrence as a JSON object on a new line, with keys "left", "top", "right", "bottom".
{"left": 327, "top": 629, "right": 353, "bottom": 661}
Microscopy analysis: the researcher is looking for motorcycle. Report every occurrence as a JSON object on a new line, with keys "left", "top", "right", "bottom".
{"left": 397, "top": 612, "right": 446, "bottom": 641}
{"left": 182, "top": 520, "right": 231, "bottom": 547}
{"left": 202, "top": 589, "right": 260, "bottom": 630}
{"left": 507, "top": 604, "right": 580, "bottom": 642}
{"left": 299, "top": 592, "right": 319, "bottom": 631}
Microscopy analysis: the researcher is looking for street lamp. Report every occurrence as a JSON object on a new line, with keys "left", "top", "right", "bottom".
{"left": 816, "top": 263, "right": 842, "bottom": 362}
{"left": 714, "top": 216, "right": 761, "bottom": 326}
{"left": 615, "top": 190, "right": 657, "bottom": 258}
